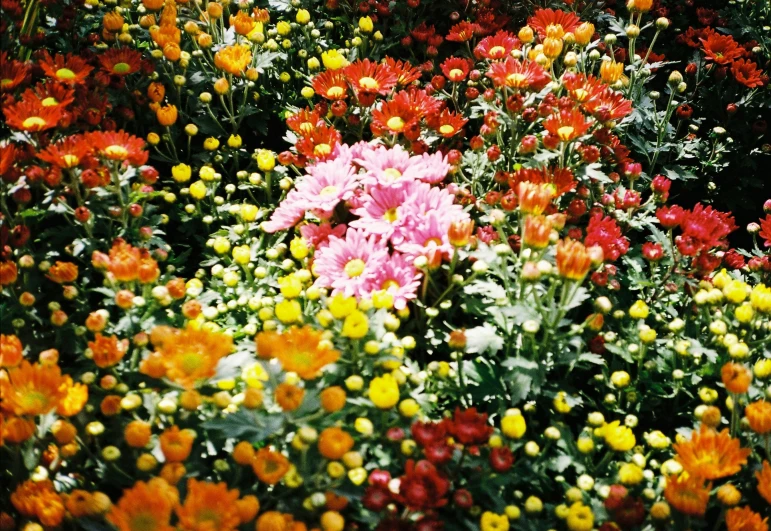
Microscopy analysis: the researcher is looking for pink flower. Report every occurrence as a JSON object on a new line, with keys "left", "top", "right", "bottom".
{"left": 396, "top": 211, "right": 455, "bottom": 261}
{"left": 369, "top": 252, "right": 422, "bottom": 310}
{"left": 350, "top": 183, "right": 415, "bottom": 242}
{"left": 299, "top": 222, "right": 347, "bottom": 250}
{"left": 262, "top": 191, "right": 306, "bottom": 232}
{"left": 294, "top": 155, "right": 360, "bottom": 219}
{"left": 312, "top": 228, "right": 389, "bottom": 298}
{"left": 401, "top": 181, "right": 466, "bottom": 223}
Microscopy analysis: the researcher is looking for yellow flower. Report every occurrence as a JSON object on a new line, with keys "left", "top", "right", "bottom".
{"left": 358, "top": 16, "right": 373, "bottom": 33}
{"left": 276, "top": 21, "right": 291, "bottom": 36}
{"left": 755, "top": 359, "right": 771, "bottom": 378}
{"left": 577, "top": 437, "right": 594, "bottom": 453}
{"left": 618, "top": 463, "right": 644, "bottom": 485}
{"left": 553, "top": 391, "right": 572, "bottom": 413}
{"left": 232, "top": 245, "right": 251, "bottom": 265}
{"left": 602, "top": 421, "right": 636, "bottom": 452}
{"left": 241, "top": 363, "right": 269, "bottom": 389}
{"left": 199, "top": 165, "right": 216, "bottom": 181}
{"left": 227, "top": 134, "right": 242, "bottom": 148}
{"left": 147, "top": 132, "right": 160, "bottom": 145}
{"left": 646, "top": 430, "right": 671, "bottom": 449}
{"left": 213, "top": 237, "right": 230, "bottom": 254}
{"left": 342, "top": 311, "right": 368, "bottom": 339}
{"left": 321, "top": 49, "right": 348, "bottom": 70}
{"left": 278, "top": 275, "right": 303, "bottom": 299}
{"left": 354, "top": 418, "right": 373, "bottom": 435}
{"left": 189, "top": 180, "right": 207, "bottom": 200}
{"left": 629, "top": 300, "right": 649, "bottom": 319}
{"left": 240, "top": 204, "right": 259, "bottom": 222}
{"left": 480, "top": 512, "right": 509, "bottom": 531}
{"left": 723, "top": 280, "right": 748, "bottom": 303}
{"left": 203, "top": 137, "right": 220, "bottom": 151}
{"left": 398, "top": 399, "right": 419, "bottom": 417}
{"left": 275, "top": 300, "right": 302, "bottom": 323}
{"left": 501, "top": 413, "right": 526, "bottom": 439}
{"left": 639, "top": 327, "right": 657, "bottom": 343}
{"left": 368, "top": 374, "right": 399, "bottom": 409}
{"left": 735, "top": 303, "right": 754, "bottom": 323}
{"left": 171, "top": 163, "right": 192, "bottom": 183}
{"left": 290, "top": 238, "right": 309, "bottom": 259}
{"left": 256, "top": 149, "right": 275, "bottom": 172}
{"left": 750, "top": 284, "right": 771, "bottom": 312}
{"left": 610, "top": 371, "right": 630, "bottom": 388}
{"left": 329, "top": 294, "right": 356, "bottom": 319}
{"left": 295, "top": 9, "right": 310, "bottom": 24}
{"left": 566, "top": 502, "right": 594, "bottom": 531}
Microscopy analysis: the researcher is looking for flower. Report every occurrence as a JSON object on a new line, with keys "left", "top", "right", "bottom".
{"left": 39, "top": 51, "right": 94, "bottom": 85}
{"left": 312, "top": 228, "right": 389, "bottom": 298}
{"left": 722, "top": 362, "right": 752, "bottom": 394}
{"left": 511, "top": 167, "right": 576, "bottom": 197}
{"left": 396, "top": 460, "right": 450, "bottom": 511}
{"left": 440, "top": 57, "right": 472, "bottom": 82}
{"left": 0, "top": 360, "right": 67, "bottom": 416}
{"left": 446, "top": 407, "right": 493, "bottom": 445}
{"left": 159, "top": 426, "right": 195, "bottom": 462}
{"left": 700, "top": 33, "right": 743, "bottom": 65}
{"left": 474, "top": 31, "right": 520, "bottom": 61}
{"left": 601, "top": 421, "right": 636, "bottom": 452}
{"left": 369, "top": 373, "right": 400, "bottom": 409}
{"left": 312, "top": 70, "right": 349, "bottom": 100}
{"left": 275, "top": 382, "right": 305, "bottom": 411}
{"left": 3, "top": 98, "right": 63, "bottom": 132}
{"left": 321, "top": 49, "right": 349, "bottom": 70}
{"left": 543, "top": 108, "right": 593, "bottom": 142}
{"left": 99, "top": 48, "right": 143, "bottom": 76}
{"left": 384, "top": 58, "right": 422, "bottom": 86}
{"left": 37, "top": 135, "right": 91, "bottom": 169}
{"left": 757, "top": 460, "right": 771, "bottom": 504}
{"left": 106, "top": 478, "right": 178, "bottom": 531}
{"left": 56, "top": 377, "right": 89, "bottom": 416}
{"left": 295, "top": 122, "right": 342, "bottom": 160}
{"left": 600, "top": 60, "right": 624, "bottom": 84}
{"left": 480, "top": 512, "right": 509, "bottom": 531}
{"left": 214, "top": 44, "right": 252, "bottom": 76}
{"left": 251, "top": 448, "right": 290, "bottom": 484}
{"left": 725, "top": 507, "right": 768, "bottom": 531}
{"left": 88, "top": 333, "right": 129, "bottom": 368}
{"left": 556, "top": 239, "right": 593, "bottom": 280}
{"left": 88, "top": 131, "right": 149, "bottom": 166}
{"left": 566, "top": 502, "right": 594, "bottom": 531}
{"left": 176, "top": 479, "right": 241, "bottom": 531}
{"left": 731, "top": 59, "right": 765, "bottom": 89}
{"left": 318, "top": 427, "right": 355, "bottom": 460}
{"left": 1, "top": 334, "right": 23, "bottom": 368}
{"left": 759, "top": 215, "right": 771, "bottom": 247}
{"left": 257, "top": 326, "right": 339, "bottom": 379}
{"left": 674, "top": 425, "right": 751, "bottom": 480}
{"left": 664, "top": 474, "right": 711, "bottom": 517}
{"left": 446, "top": 21, "right": 479, "bottom": 42}
{"left": 486, "top": 57, "right": 551, "bottom": 91}
{"left": 344, "top": 59, "right": 398, "bottom": 98}
{"left": 585, "top": 214, "right": 629, "bottom": 262}
{"left": 429, "top": 108, "right": 468, "bottom": 138}
{"left": 11, "top": 479, "right": 66, "bottom": 527}
{"left": 0, "top": 52, "right": 30, "bottom": 92}
{"left": 583, "top": 88, "right": 634, "bottom": 121}
{"left": 745, "top": 401, "right": 771, "bottom": 434}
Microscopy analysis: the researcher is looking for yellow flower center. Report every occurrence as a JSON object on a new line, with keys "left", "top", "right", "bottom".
{"left": 439, "top": 124, "right": 455, "bottom": 135}
{"left": 20, "top": 391, "right": 48, "bottom": 413}
{"left": 326, "top": 86, "right": 345, "bottom": 98}
{"left": 489, "top": 45, "right": 506, "bottom": 57}
{"left": 300, "top": 122, "right": 314, "bottom": 134}
{"left": 112, "top": 62, "right": 131, "bottom": 74}
{"left": 130, "top": 513, "right": 161, "bottom": 531}
{"left": 41, "top": 97, "right": 59, "bottom": 107}
{"left": 313, "top": 143, "right": 331, "bottom": 157}
{"left": 21, "top": 116, "right": 46, "bottom": 129}
{"left": 180, "top": 353, "right": 203, "bottom": 375}
{"left": 104, "top": 145, "right": 129, "bottom": 159}
{"left": 424, "top": 237, "right": 442, "bottom": 247}
{"left": 383, "top": 208, "right": 398, "bottom": 223}
{"left": 62, "top": 154, "right": 80, "bottom": 167}
{"left": 506, "top": 73, "right": 527, "bottom": 86}
{"left": 572, "top": 88, "right": 589, "bottom": 102}
{"left": 358, "top": 76, "right": 379, "bottom": 90}
{"left": 557, "top": 126, "right": 575, "bottom": 141}
{"left": 383, "top": 168, "right": 402, "bottom": 180}
{"left": 382, "top": 279, "right": 400, "bottom": 291}
{"left": 449, "top": 68, "right": 464, "bottom": 79}
{"left": 320, "top": 185, "right": 339, "bottom": 197}
{"left": 386, "top": 116, "right": 404, "bottom": 131}
{"left": 56, "top": 68, "right": 76, "bottom": 80}
{"left": 0, "top": 78, "right": 12, "bottom": 87}
{"left": 344, "top": 258, "right": 366, "bottom": 278}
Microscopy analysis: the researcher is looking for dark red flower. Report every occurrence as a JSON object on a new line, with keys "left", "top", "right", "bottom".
{"left": 445, "top": 408, "right": 492, "bottom": 446}
{"left": 396, "top": 460, "right": 450, "bottom": 512}
{"left": 700, "top": 33, "right": 743, "bottom": 65}
{"left": 656, "top": 205, "right": 686, "bottom": 229}
{"left": 642, "top": 242, "right": 664, "bottom": 261}
{"left": 585, "top": 214, "right": 629, "bottom": 262}
{"left": 446, "top": 21, "right": 479, "bottom": 42}
{"left": 723, "top": 249, "right": 746, "bottom": 269}
{"left": 675, "top": 204, "right": 736, "bottom": 256}
{"left": 412, "top": 420, "right": 447, "bottom": 448}
{"left": 489, "top": 447, "right": 514, "bottom": 472}
{"left": 759, "top": 214, "right": 771, "bottom": 247}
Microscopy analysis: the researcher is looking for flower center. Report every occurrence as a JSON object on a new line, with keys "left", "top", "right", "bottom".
{"left": 41, "top": 97, "right": 59, "bottom": 107}
{"left": 358, "top": 76, "right": 379, "bottom": 90}
{"left": 112, "top": 62, "right": 132, "bottom": 74}
{"left": 300, "top": 122, "right": 314, "bottom": 134}
{"left": 439, "top": 124, "right": 455, "bottom": 135}
{"left": 180, "top": 353, "right": 203, "bottom": 374}
{"left": 344, "top": 258, "right": 366, "bottom": 278}
{"left": 383, "top": 208, "right": 398, "bottom": 223}
{"left": 62, "top": 154, "right": 80, "bottom": 167}
{"left": 55, "top": 68, "right": 76, "bottom": 80}
{"left": 557, "top": 126, "right": 575, "bottom": 140}
{"left": 104, "top": 145, "right": 129, "bottom": 159}
{"left": 319, "top": 185, "right": 339, "bottom": 197}
{"left": 130, "top": 513, "right": 161, "bottom": 531}
{"left": 489, "top": 45, "right": 506, "bottom": 58}
{"left": 449, "top": 68, "right": 464, "bottom": 80}
{"left": 572, "top": 88, "right": 588, "bottom": 102}
{"left": 326, "top": 86, "right": 345, "bottom": 98}
{"left": 314, "top": 143, "right": 331, "bottom": 157}
{"left": 386, "top": 116, "right": 405, "bottom": 131}
{"left": 382, "top": 279, "right": 400, "bottom": 291}
{"left": 506, "top": 73, "right": 527, "bottom": 86}
{"left": 21, "top": 116, "right": 46, "bottom": 129}
{"left": 423, "top": 237, "right": 442, "bottom": 247}
{"left": 0, "top": 78, "right": 12, "bottom": 87}
{"left": 383, "top": 168, "right": 402, "bottom": 180}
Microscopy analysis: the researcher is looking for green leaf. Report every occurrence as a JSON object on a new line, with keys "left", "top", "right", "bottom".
{"left": 203, "top": 409, "right": 285, "bottom": 443}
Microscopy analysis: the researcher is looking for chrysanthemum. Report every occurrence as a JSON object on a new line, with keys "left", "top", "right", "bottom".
{"left": 0, "top": 360, "right": 67, "bottom": 416}
{"left": 700, "top": 33, "right": 743, "bottom": 65}
{"left": 3, "top": 98, "right": 63, "bottom": 132}
{"left": 56, "top": 376, "right": 89, "bottom": 417}
{"left": 543, "top": 108, "right": 594, "bottom": 142}
{"left": 294, "top": 155, "right": 360, "bottom": 219}
{"left": 731, "top": 59, "right": 765, "bottom": 89}
{"left": 585, "top": 214, "right": 629, "bottom": 262}
{"left": 399, "top": 88, "right": 443, "bottom": 116}
{"left": 0, "top": 334, "right": 23, "bottom": 368}
{"left": 583, "top": 87, "right": 633, "bottom": 121}
{"left": 262, "top": 193, "right": 307, "bottom": 233}
{"left": 527, "top": 8, "right": 581, "bottom": 39}
{"left": 98, "top": 47, "right": 143, "bottom": 76}
{"left": 745, "top": 401, "right": 771, "bottom": 434}
{"left": 176, "top": 479, "right": 241, "bottom": 531}
{"left": 428, "top": 108, "right": 468, "bottom": 138}
{"left": 251, "top": 448, "right": 290, "bottom": 484}
{"left": 486, "top": 57, "right": 551, "bottom": 91}
{"left": 36, "top": 135, "right": 91, "bottom": 169}
{"left": 446, "top": 21, "right": 479, "bottom": 43}
{"left": 312, "top": 228, "right": 389, "bottom": 298}
{"left": 0, "top": 143, "right": 18, "bottom": 179}
{"left": 23, "top": 82, "right": 76, "bottom": 109}
{"left": 384, "top": 58, "right": 422, "bottom": 87}
{"left": 474, "top": 31, "right": 520, "bottom": 61}
{"left": 757, "top": 460, "right": 771, "bottom": 504}
{"left": 256, "top": 326, "right": 340, "bottom": 380}
{"left": 509, "top": 166, "right": 576, "bottom": 196}
{"left": 89, "top": 333, "right": 129, "bottom": 369}
{"left": 150, "top": 25, "right": 181, "bottom": 48}
{"left": 351, "top": 183, "right": 414, "bottom": 240}
{"left": 295, "top": 122, "right": 342, "bottom": 160}
{"left": 214, "top": 44, "right": 252, "bottom": 76}
{"left": 312, "top": 70, "right": 349, "bottom": 100}
{"left": 11, "top": 479, "right": 66, "bottom": 528}
{"left": 39, "top": 51, "right": 94, "bottom": 85}
{"left": 106, "top": 479, "right": 178, "bottom": 531}
{"left": 396, "top": 211, "right": 455, "bottom": 261}
{"left": 401, "top": 180, "right": 466, "bottom": 222}
{"left": 286, "top": 107, "right": 324, "bottom": 135}
{"left": 674, "top": 425, "right": 751, "bottom": 480}
{"left": 299, "top": 222, "right": 347, "bottom": 249}
{"left": 344, "top": 59, "right": 398, "bottom": 97}
{"left": 370, "top": 98, "right": 421, "bottom": 136}
{"left": 664, "top": 474, "right": 711, "bottom": 517}
{"left": 725, "top": 507, "right": 768, "bottom": 531}
{"left": 0, "top": 52, "right": 30, "bottom": 92}
{"left": 87, "top": 130, "right": 149, "bottom": 166}
{"left": 370, "top": 252, "right": 422, "bottom": 310}
{"left": 440, "top": 57, "right": 472, "bottom": 82}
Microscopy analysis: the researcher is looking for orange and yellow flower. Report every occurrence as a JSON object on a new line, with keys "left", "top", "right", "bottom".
{"left": 256, "top": 326, "right": 340, "bottom": 379}
{"left": 57, "top": 376, "right": 89, "bottom": 417}
{"left": 275, "top": 383, "right": 305, "bottom": 411}
{"left": 556, "top": 239, "right": 593, "bottom": 280}
{"left": 39, "top": 51, "right": 94, "bottom": 85}
{"left": 159, "top": 426, "right": 195, "bottom": 462}
{"left": 3, "top": 98, "right": 63, "bottom": 132}
{"left": 746, "top": 401, "right": 771, "bottom": 434}
{"left": 0, "top": 360, "right": 67, "bottom": 416}
{"left": 725, "top": 506, "right": 768, "bottom": 531}
{"left": 251, "top": 448, "right": 290, "bottom": 484}
{"left": 176, "top": 479, "right": 241, "bottom": 531}
{"left": 318, "top": 427, "right": 355, "bottom": 460}
{"left": 722, "top": 362, "right": 753, "bottom": 394}
{"left": 674, "top": 425, "right": 751, "bottom": 480}
{"left": 0, "top": 334, "right": 23, "bottom": 368}
{"left": 88, "top": 333, "right": 129, "bottom": 368}
{"left": 214, "top": 44, "right": 252, "bottom": 76}
{"left": 98, "top": 48, "right": 143, "bottom": 76}
{"left": 664, "top": 473, "right": 711, "bottom": 517}
{"left": 11, "top": 479, "right": 66, "bottom": 527}
{"left": 106, "top": 478, "right": 178, "bottom": 531}
{"left": 757, "top": 460, "right": 771, "bottom": 504}
{"left": 88, "top": 130, "right": 149, "bottom": 166}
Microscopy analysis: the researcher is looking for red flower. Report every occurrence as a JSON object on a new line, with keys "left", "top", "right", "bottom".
{"left": 585, "top": 214, "right": 629, "bottom": 262}
{"left": 731, "top": 59, "right": 765, "bottom": 89}
{"left": 489, "top": 447, "right": 514, "bottom": 472}
{"left": 22, "top": 82, "right": 75, "bottom": 110}
{"left": 543, "top": 108, "right": 594, "bottom": 142}
{"left": 396, "top": 460, "right": 450, "bottom": 511}
{"left": 510, "top": 166, "right": 576, "bottom": 196}
{"left": 700, "top": 33, "right": 743, "bottom": 65}
{"left": 410, "top": 22, "right": 436, "bottom": 43}
{"left": 0, "top": 144, "right": 19, "bottom": 179}
{"left": 399, "top": 88, "right": 443, "bottom": 116}
{"left": 371, "top": 97, "right": 420, "bottom": 136}
{"left": 584, "top": 88, "right": 633, "bottom": 121}
{"left": 723, "top": 249, "right": 746, "bottom": 269}
{"left": 428, "top": 108, "right": 467, "bottom": 138}
{"left": 98, "top": 48, "right": 143, "bottom": 76}
{"left": 446, "top": 21, "right": 479, "bottom": 42}
{"left": 676, "top": 204, "right": 736, "bottom": 256}
{"left": 474, "top": 31, "right": 520, "bottom": 61}
{"left": 440, "top": 57, "right": 472, "bottom": 82}
{"left": 445, "top": 407, "right": 492, "bottom": 446}
{"left": 486, "top": 57, "right": 551, "bottom": 91}
{"left": 563, "top": 73, "right": 606, "bottom": 103}
{"left": 642, "top": 242, "right": 664, "bottom": 261}
{"left": 37, "top": 135, "right": 92, "bottom": 169}
{"left": 423, "top": 442, "right": 454, "bottom": 465}
{"left": 759, "top": 214, "right": 771, "bottom": 247}
{"left": 295, "top": 123, "right": 341, "bottom": 161}
{"left": 528, "top": 8, "right": 581, "bottom": 39}
{"left": 678, "top": 27, "right": 714, "bottom": 48}
{"left": 656, "top": 205, "right": 685, "bottom": 229}
{"left": 411, "top": 420, "right": 447, "bottom": 448}
{"left": 286, "top": 107, "right": 324, "bottom": 135}
{"left": 0, "top": 52, "right": 30, "bottom": 92}
{"left": 384, "top": 58, "right": 422, "bottom": 87}
{"left": 38, "top": 51, "right": 94, "bottom": 85}
{"left": 312, "top": 70, "right": 348, "bottom": 101}
{"left": 87, "top": 131, "right": 148, "bottom": 166}
{"left": 3, "top": 98, "right": 63, "bottom": 132}
{"left": 344, "top": 59, "right": 398, "bottom": 97}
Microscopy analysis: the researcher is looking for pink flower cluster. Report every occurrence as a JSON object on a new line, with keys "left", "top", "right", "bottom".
{"left": 263, "top": 143, "right": 469, "bottom": 308}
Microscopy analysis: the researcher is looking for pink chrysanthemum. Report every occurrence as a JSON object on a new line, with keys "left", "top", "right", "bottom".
{"left": 300, "top": 222, "right": 347, "bottom": 250}
{"left": 369, "top": 252, "right": 422, "bottom": 310}
{"left": 261, "top": 193, "right": 306, "bottom": 233}
{"left": 294, "top": 155, "right": 359, "bottom": 219}
{"left": 396, "top": 211, "right": 455, "bottom": 261}
{"left": 401, "top": 181, "right": 467, "bottom": 223}
{"left": 350, "top": 183, "right": 417, "bottom": 242}
{"left": 313, "top": 228, "right": 389, "bottom": 298}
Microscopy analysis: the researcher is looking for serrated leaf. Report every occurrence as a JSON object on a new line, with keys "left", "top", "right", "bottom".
{"left": 464, "top": 323, "right": 503, "bottom": 355}
{"left": 203, "top": 409, "right": 285, "bottom": 443}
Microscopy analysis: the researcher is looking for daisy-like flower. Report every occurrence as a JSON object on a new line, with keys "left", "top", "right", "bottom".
{"left": 107, "top": 479, "right": 177, "bottom": 531}
{"left": 312, "top": 70, "right": 349, "bottom": 100}
{"left": 3, "top": 98, "right": 63, "bottom": 132}
{"left": 527, "top": 8, "right": 581, "bottom": 40}
{"left": 664, "top": 473, "right": 711, "bottom": 517}
{"left": 398, "top": 88, "right": 443, "bottom": 117}
{"left": 356, "top": 143, "right": 415, "bottom": 187}
{"left": 370, "top": 252, "right": 422, "bottom": 310}
{"left": 98, "top": 47, "right": 143, "bottom": 76}
{"left": 428, "top": 108, "right": 468, "bottom": 138}
{"left": 441, "top": 57, "right": 472, "bottom": 82}
{"left": 176, "top": 479, "right": 241, "bottom": 531}
{"left": 486, "top": 57, "right": 551, "bottom": 91}
{"left": 583, "top": 87, "right": 634, "bottom": 121}
{"left": 262, "top": 194, "right": 307, "bottom": 233}
{"left": 36, "top": 135, "right": 91, "bottom": 169}
{"left": 293, "top": 155, "right": 360, "bottom": 219}
{"left": 214, "top": 44, "right": 252, "bottom": 76}
{"left": 150, "top": 25, "right": 181, "bottom": 48}
{"left": 22, "top": 82, "right": 75, "bottom": 109}
{"left": 731, "top": 59, "right": 765, "bottom": 89}
{"left": 87, "top": 130, "right": 149, "bottom": 166}
{"left": 700, "top": 33, "right": 743, "bottom": 65}
{"left": 757, "top": 460, "right": 771, "bottom": 504}
{"left": 256, "top": 326, "right": 340, "bottom": 380}
{"left": 396, "top": 211, "right": 456, "bottom": 261}
{"left": 0, "top": 52, "right": 30, "bottom": 92}
{"left": 725, "top": 507, "right": 769, "bottom": 531}
{"left": 351, "top": 182, "right": 415, "bottom": 241}
{"left": 446, "top": 21, "right": 479, "bottom": 43}
{"left": 509, "top": 166, "right": 576, "bottom": 196}
{"left": 295, "top": 122, "right": 342, "bottom": 160}
{"left": 313, "top": 228, "right": 389, "bottom": 298}
{"left": 0, "top": 144, "right": 19, "bottom": 180}
{"left": 673, "top": 425, "right": 751, "bottom": 480}
{"left": 474, "top": 31, "right": 520, "bottom": 61}
{"left": 286, "top": 107, "right": 324, "bottom": 135}
{"left": 299, "top": 222, "right": 347, "bottom": 249}
{"left": 38, "top": 51, "right": 94, "bottom": 85}
{"left": 0, "top": 360, "right": 67, "bottom": 416}
{"left": 384, "top": 58, "right": 422, "bottom": 87}
{"left": 543, "top": 108, "right": 594, "bottom": 142}
{"left": 405, "top": 181, "right": 467, "bottom": 225}
{"left": 371, "top": 98, "right": 421, "bottom": 136}
{"left": 344, "top": 58, "right": 398, "bottom": 97}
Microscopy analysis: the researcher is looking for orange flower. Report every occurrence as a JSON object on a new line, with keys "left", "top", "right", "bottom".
{"left": 0, "top": 260, "right": 18, "bottom": 285}
{"left": 106, "top": 239, "right": 143, "bottom": 281}
{"left": 101, "top": 395, "right": 123, "bottom": 416}
{"left": 230, "top": 11, "right": 256, "bottom": 35}
{"left": 257, "top": 511, "right": 296, "bottom": 531}
{"left": 325, "top": 491, "right": 348, "bottom": 511}
{"left": 159, "top": 426, "right": 195, "bottom": 462}
{"left": 148, "top": 82, "right": 166, "bottom": 102}
{"left": 236, "top": 495, "right": 260, "bottom": 523}
{"left": 320, "top": 386, "right": 346, "bottom": 413}
{"left": 214, "top": 44, "right": 253, "bottom": 76}
{"left": 89, "top": 333, "right": 129, "bottom": 368}
{"left": 722, "top": 362, "right": 752, "bottom": 394}
{"left": 448, "top": 219, "right": 475, "bottom": 248}
{"left": 11, "top": 480, "right": 66, "bottom": 527}
{"left": 160, "top": 462, "right": 187, "bottom": 485}
{"left": 103, "top": 11, "right": 125, "bottom": 32}
{"left": 147, "top": 326, "right": 233, "bottom": 389}
{"left": 746, "top": 401, "right": 771, "bottom": 435}
{"left": 0, "top": 334, "right": 23, "bottom": 368}
{"left": 232, "top": 441, "right": 256, "bottom": 465}
{"left": 107, "top": 478, "right": 178, "bottom": 531}
{"left": 251, "top": 448, "right": 290, "bottom": 484}
{"left": 150, "top": 25, "right": 181, "bottom": 48}
{"left": 318, "top": 427, "right": 355, "bottom": 460}
{"left": 556, "top": 239, "right": 592, "bottom": 280}
{"left": 46, "top": 261, "right": 79, "bottom": 283}
{"left": 543, "top": 108, "right": 594, "bottom": 142}
{"left": 257, "top": 326, "right": 340, "bottom": 379}
{"left": 65, "top": 490, "right": 95, "bottom": 518}
{"left": 52, "top": 419, "right": 77, "bottom": 444}
{"left": 99, "top": 48, "right": 142, "bottom": 76}
{"left": 39, "top": 51, "right": 94, "bottom": 85}
{"left": 674, "top": 425, "right": 751, "bottom": 480}
{"left": 600, "top": 60, "right": 624, "bottom": 84}
{"left": 176, "top": 479, "right": 241, "bottom": 531}
{"left": 56, "top": 376, "right": 89, "bottom": 417}
{"left": 517, "top": 182, "right": 555, "bottom": 215}
{"left": 125, "top": 420, "right": 152, "bottom": 448}
{"left": 88, "top": 131, "right": 148, "bottom": 166}
{"left": 3, "top": 98, "right": 63, "bottom": 132}
{"left": 522, "top": 215, "right": 553, "bottom": 249}
{"left": 1, "top": 413, "right": 36, "bottom": 444}
{"left": 0, "top": 360, "right": 67, "bottom": 416}
{"left": 757, "top": 460, "right": 771, "bottom": 504}
{"left": 157, "top": 104, "right": 178, "bottom": 126}
{"left": 725, "top": 506, "right": 768, "bottom": 531}
{"left": 275, "top": 383, "right": 305, "bottom": 411}
{"left": 664, "top": 473, "right": 711, "bottom": 517}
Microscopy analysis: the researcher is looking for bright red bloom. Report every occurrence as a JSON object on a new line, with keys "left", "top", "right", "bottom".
{"left": 440, "top": 57, "right": 472, "bottom": 82}
{"left": 489, "top": 447, "right": 514, "bottom": 472}
{"left": 98, "top": 47, "right": 143, "bottom": 76}
{"left": 563, "top": 73, "right": 607, "bottom": 103}
{"left": 486, "top": 57, "right": 551, "bottom": 91}
{"left": 294, "top": 123, "right": 341, "bottom": 161}
{"left": 474, "top": 31, "right": 520, "bottom": 61}
{"left": 38, "top": 51, "right": 94, "bottom": 85}
{"left": 412, "top": 420, "right": 448, "bottom": 448}
{"left": 371, "top": 98, "right": 420, "bottom": 136}
{"left": 399, "top": 88, "right": 443, "bottom": 116}
{"left": 428, "top": 108, "right": 467, "bottom": 138}
{"left": 0, "top": 52, "right": 30, "bottom": 92}
{"left": 22, "top": 82, "right": 75, "bottom": 110}
{"left": 344, "top": 59, "right": 398, "bottom": 97}
{"left": 384, "top": 58, "right": 422, "bottom": 87}
{"left": 656, "top": 205, "right": 686, "bottom": 229}
{"left": 528, "top": 8, "right": 581, "bottom": 39}
{"left": 37, "top": 135, "right": 92, "bottom": 169}
{"left": 3, "top": 98, "right": 63, "bottom": 132}
{"left": 585, "top": 214, "right": 629, "bottom": 262}
{"left": 396, "top": 460, "right": 450, "bottom": 511}
{"left": 676, "top": 204, "right": 736, "bottom": 256}
{"left": 0, "top": 144, "right": 18, "bottom": 179}
{"left": 759, "top": 215, "right": 771, "bottom": 247}
{"left": 700, "top": 33, "right": 743, "bottom": 65}
{"left": 286, "top": 108, "right": 324, "bottom": 135}
{"left": 583, "top": 88, "right": 633, "bottom": 121}
{"left": 410, "top": 22, "right": 436, "bottom": 43}
{"left": 445, "top": 407, "right": 492, "bottom": 446}
{"left": 731, "top": 59, "right": 765, "bottom": 89}
{"left": 87, "top": 131, "right": 148, "bottom": 166}
{"left": 543, "top": 108, "right": 594, "bottom": 142}
{"left": 446, "top": 21, "right": 479, "bottom": 42}
{"left": 312, "top": 70, "right": 349, "bottom": 100}
{"left": 509, "top": 166, "right": 576, "bottom": 196}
